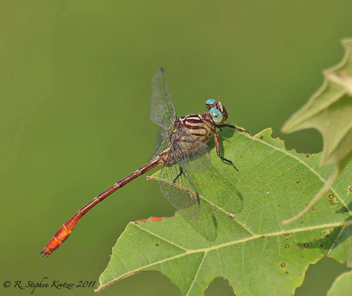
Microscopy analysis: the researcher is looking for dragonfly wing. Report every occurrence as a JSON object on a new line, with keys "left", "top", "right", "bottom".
{"left": 149, "top": 126, "right": 170, "bottom": 161}
{"left": 159, "top": 163, "right": 200, "bottom": 220}
{"left": 172, "top": 126, "right": 211, "bottom": 173}
{"left": 150, "top": 68, "right": 177, "bottom": 133}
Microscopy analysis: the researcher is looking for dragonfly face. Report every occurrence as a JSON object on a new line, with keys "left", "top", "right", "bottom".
{"left": 206, "top": 99, "right": 228, "bottom": 123}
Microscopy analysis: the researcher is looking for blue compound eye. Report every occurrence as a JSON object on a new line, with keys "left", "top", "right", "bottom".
{"left": 206, "top": 99, "right": 216, "bottom": 105}
{"left": 210, "top": 108, "right": 223, "bottom": 124}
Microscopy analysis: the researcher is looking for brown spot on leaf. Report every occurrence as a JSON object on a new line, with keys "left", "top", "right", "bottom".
{"left": 281, "top": 263, "right": 286, "bottom": 268}
{"left": 136, "top": 216, "right": 164, "bottom": 223}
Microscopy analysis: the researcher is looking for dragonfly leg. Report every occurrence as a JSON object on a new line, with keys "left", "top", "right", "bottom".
{"left": 213, "top": 132, "right": 238, "bottom": 171}
{"left": 173, "top": 166, "right": 183, "bottom": 183}
{"left": 217, "top": 123, "right": 250, "bottom": 135}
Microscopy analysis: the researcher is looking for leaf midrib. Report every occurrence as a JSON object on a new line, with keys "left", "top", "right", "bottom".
{"left": 97, "top": 219, "right": 352, "bottom": 292}
{"left": 133, "top": 219, "right": 352, "bottom": 255}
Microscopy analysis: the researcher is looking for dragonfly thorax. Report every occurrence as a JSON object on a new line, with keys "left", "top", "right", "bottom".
{"left": 175, "top": 114, "right": 210, "bottom": 141}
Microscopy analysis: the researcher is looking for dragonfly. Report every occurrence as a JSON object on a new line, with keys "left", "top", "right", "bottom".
{"left": 41, "top": 68, "right": 249, "bottom": 258}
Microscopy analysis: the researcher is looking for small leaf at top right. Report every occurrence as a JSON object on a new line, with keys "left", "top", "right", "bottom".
{"left": 282, "top": 38, "right": 352, "bottom": 170}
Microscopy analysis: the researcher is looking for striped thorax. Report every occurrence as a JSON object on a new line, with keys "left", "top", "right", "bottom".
{"left": 174, "top": 114, "right": 215, "bottom": 142}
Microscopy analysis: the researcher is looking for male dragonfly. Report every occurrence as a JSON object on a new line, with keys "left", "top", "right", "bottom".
{"left": 41, "top": 68, "right": 248, "bottom": 257}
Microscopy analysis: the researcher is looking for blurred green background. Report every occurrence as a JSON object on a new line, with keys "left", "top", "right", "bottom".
{"left": 1, "top": 1, "right": 351, "bottom": 295}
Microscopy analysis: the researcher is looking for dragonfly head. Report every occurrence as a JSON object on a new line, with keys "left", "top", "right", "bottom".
{"left": 206, "top": 99, "right": 228, "bottom": 124}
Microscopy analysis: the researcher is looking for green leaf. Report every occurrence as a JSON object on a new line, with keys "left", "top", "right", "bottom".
{"left": 96, "top": 129, "right": 352, "bottom": 295}
{"left": 328, "top": 271, "right": 352, "bottom": 296}
{"left": 281, "top": 38, "right": 352, "bottom": 224}
{"left": 282, "top": 38, "right": 352, "bottom": 170}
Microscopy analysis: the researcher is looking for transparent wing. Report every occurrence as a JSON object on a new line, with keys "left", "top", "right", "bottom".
{"left": 150, "top": 68, "right": 177, "bottom": 134}
{"left": 171, "top": 126, "right": 210, "bottom": 173}
{"left": 149, "top": 126, "right": 171, "bottom": 161}
{"left": 159, "top": 163, "right": 200, "bottom": 220}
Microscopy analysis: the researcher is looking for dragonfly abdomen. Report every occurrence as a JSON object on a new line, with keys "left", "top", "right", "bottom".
{"left": 40, "top": 155, "right": 166, "bottom": 257}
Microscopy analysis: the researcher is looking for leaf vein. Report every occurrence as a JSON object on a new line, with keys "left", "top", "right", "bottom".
{"left": 251, "top": 134, "right": 349, "bottom": 210}
{"left": 186, "top": 252, "right": 207, "bottom": 296}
